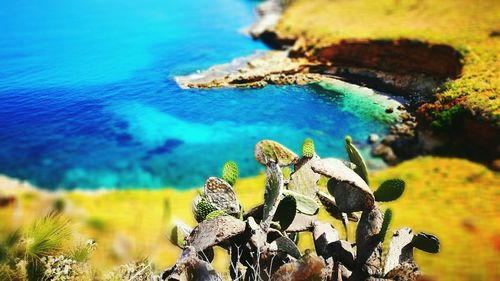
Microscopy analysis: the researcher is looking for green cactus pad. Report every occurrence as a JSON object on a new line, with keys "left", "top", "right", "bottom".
{"left": 282, "top": 166, "right": 291, "bottom": 182}
{"left": 274, "top": 195, "right": 297, "bottom": 231}
{"left": 379, "top": 208, "right": 393, "bottom": 242}
{"left": 254, "top": 140, "right": 299, "bottom": 166}
{"left": 317, "top": 175, "right": 329, "bottom": 187}
{"left": 344, "top": 135, "right": 369, "bottom": 185}
{"left": 205, "top": 209, "right": 228, "bottom": 220}
{"left": 169, "top": 221, "right": 192, "bottom": 248}
{"left": 262, "top": 162, "right": 284, "bottom": 231}
{"left": 374, "top": 179, "right": 405, "bottom": 202}
{"left": 283, "top": 190, "right": 319, "bottom": 215}
{"left": 301, "top": 138, "right": 315, "bottom": 158}
{"left": 222, "top": 161, "right": 239, "bottom": 186}
{"left": 194, "top": 197, "right": 219, "bottom": 222}
{"left": 412, "top": 232, "right": 440, "bottom": 253}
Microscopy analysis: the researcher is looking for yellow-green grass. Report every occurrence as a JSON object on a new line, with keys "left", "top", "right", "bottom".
{"left": 0, "top": 157, "right": 499, "bottom": 280}
{"left": 277, "top": 0, "right": 499, "bottom": 125}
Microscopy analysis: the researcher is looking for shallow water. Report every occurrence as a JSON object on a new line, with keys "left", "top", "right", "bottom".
{"left": 0, "top": 0, "right": 391, "bottom": 189}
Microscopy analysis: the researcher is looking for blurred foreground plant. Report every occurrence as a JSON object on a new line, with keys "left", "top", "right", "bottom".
{"left": 0, "top": 213, "right": 95, "bottom": 281}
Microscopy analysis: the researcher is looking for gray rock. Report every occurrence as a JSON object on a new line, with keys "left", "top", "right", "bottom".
{"left": 368, "top": 134, "right": 380, "bottom": 144}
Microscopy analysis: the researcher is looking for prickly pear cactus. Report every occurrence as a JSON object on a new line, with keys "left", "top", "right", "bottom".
{"left": 412, "top": 232, "right": 440, "bottom": 253}
{"left": 374, "top": 179, "right": 405, "bottom": 202}
{"left": 317, "top": 191, "right": 343, "bottom": 220}
{"left": 204, "top": 177, "right": 241, "bottom": 217}
{"left": 283, "top": 190, "right": 319, "bottom": 215}
{"left": 301, "top": 138, "right": 315, "bottom": 158}
{"left": 288, "top": 154, "right": 321, "bottom": 198}
{"left": 254, "top": 140, "right": 299, "bottom": 166}
{"left": 274, "top": 195, "right": 297, "bottom": 231}
{"left": 169, "top": 221, "right": 192, "bottom": 248}
{"left": 165, "top": 137, "right": 441, "bottom": 281}
{"left": 262, "top": 162, "right": 284, "bottom": 231}
{"left": 269, "top": 236, "right": 301, "bottom": 259}
{"left": 379, "top": 208, "right": 393, "bottom": 242}
{"left": 193, "top": 196, "right": 219, "bottom": 222}
{"left": 222, "top": 161, "right": 239, "bottom": 186}
{"left": 345, "top": 136, "right": 369, "bottom": 185}
{"left": 282, "top": 166, "right": 291, "bottom": 182}
{"left": 205, "top": 209, "right": 228, "bottom": 221}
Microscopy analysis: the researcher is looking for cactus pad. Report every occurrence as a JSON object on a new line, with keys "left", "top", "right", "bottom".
{"left": 283, "top": 190, "right": 319, "bottom": 215}
{"left": 317, "top": 191, "right": 343, "bottom": 221}
{"left": 344, "top": 135, "right": 369, "bottom": 185}
{"left": 193, "top": 196, "right": 219, "bottom": 222}
{"left": 169, "top": 221, "right": 192, "bottom": 248}
{"left": 379, "top": 208, "right": 393, "bottom": 242}
{"left": 269, "top": 236, "right": 302, "bottom": 259}
{"left": 374, "top": 179, "right": 405, "bottom": 202}
{"left": 412, "top": 232, "right": 440, "bottom": 253}
{"left": 288, "top": 154, "right": 321, "bottom": 198}
{"left": 262, "top": 162, "right": 284, "bottom": 231}
{"left": 301, "top": 138, "right": 315, "bottom": 158}
{"left": 205, "top": 209, "right": 228, "bottom": 220}
{"left": 274, "top": 195, "right": 297, "bottom": 231}
{"left": 204, "top": 177, "right": 241, "bottom": 217}
{"left": 254, "top": 140, "right": 299, "bottom": 166}
{"left": 222, "top": 161, "right": 239, "bottom": 186}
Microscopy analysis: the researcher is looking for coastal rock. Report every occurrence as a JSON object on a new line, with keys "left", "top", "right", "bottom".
{"left": 367, "top": 134, "right": 380, "bottom": 144}
{"left": 175, "top": 51, "right": 320, "bottom": 89}
{"left": 372, "top": 144, "right": 398, "bottom": 164}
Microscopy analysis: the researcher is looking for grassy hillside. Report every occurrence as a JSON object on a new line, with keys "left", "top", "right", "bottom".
{"left": 0, "top": 157, "right": 498, "bottom": 280}
{"left": 277, "top": 0, "right": 499, "bottom": 126}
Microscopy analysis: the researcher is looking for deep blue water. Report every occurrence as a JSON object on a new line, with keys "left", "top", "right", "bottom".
{"left": 0, "top": 0, "right": 389, "bottom": 189}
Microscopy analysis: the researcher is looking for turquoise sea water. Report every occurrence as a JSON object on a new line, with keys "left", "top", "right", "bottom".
{"left": 0, "top": 0, "right": 390, "bottom": 189}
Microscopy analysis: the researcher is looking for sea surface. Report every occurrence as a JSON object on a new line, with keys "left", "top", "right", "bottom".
{"left": 0, "top": 0, "right": 392, "bottom": 189}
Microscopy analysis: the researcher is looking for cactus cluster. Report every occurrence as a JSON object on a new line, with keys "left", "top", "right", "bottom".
{"left": 165, "top": 137, "right": 440, "bottom": 281}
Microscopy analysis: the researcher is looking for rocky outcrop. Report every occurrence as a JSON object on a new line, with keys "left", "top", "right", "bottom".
{"left": 313, "top": 39, "right": 462, "bottom": 78}
{"left": 290, "top": 39, "right": 463, "bottom": 96}
{"left": 247, "top": 0, "right": 296, "bottom": 49}
{"left": 175, "top": 51, "right": 321, "bottom": 89}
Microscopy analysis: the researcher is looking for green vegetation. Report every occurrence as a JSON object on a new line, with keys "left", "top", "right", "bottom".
{"left": 429, "top": 105, "right": 467, "bottom": 133}
{"left": 0, "top": 214, "right": 94, "bottom": 281}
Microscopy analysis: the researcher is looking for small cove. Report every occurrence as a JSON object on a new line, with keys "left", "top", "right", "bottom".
{"left": 0, "top": 0, "right": 398, "bottom": 189}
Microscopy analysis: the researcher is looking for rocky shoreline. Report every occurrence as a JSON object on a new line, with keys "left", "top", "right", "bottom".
{"left": 176, "top": 0, "right": 499, "bottom": 168}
